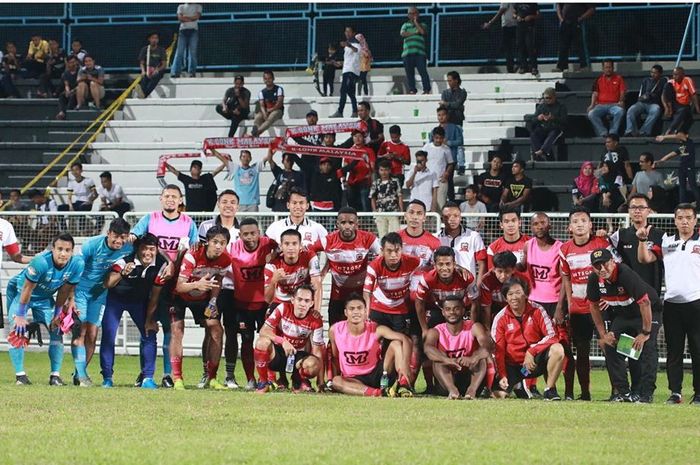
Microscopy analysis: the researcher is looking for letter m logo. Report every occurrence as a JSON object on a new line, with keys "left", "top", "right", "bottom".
{"left": 531, "top": 265, "right": 550, "bottom": 280}
{"left": 343, "top": 351, "right": 369, "bottom": 365}
{"left": 159, "top": 236, "right": 179, "bottom": 251}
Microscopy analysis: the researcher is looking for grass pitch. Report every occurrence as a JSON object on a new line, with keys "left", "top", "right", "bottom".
{"left": 0, "top": 353, "right": 698, "bottom": 465}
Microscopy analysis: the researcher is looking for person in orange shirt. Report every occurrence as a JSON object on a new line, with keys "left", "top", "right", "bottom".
{"left": 662, "top": 66, "right": 700, "bottom": 134}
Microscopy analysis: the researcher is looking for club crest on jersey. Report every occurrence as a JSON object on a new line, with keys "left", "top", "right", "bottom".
{"left": 531, "top": 265, "right": 550, "bottom": 280}
{"left": 460, "top": 243, "right": 469, "bottom": 252}
{"left": 445, "top": 349, "right": 465, "bottom": 358}
{"left": 158, "top": 236, "right": 181, "bottom": 251}
{"left": 304, "top": 232, "right": 312, "bottom": 242}
{"left": 692, "top": 245, "right": 700, "bottom": 254}
{"left": 27, "top": 266, "right": 37, "bottom": 277}
{"left": 507, "top": 323, "right": 515, "bottom": 331}
{"left": 343, "top": 351, "right": 369, "bottom": 365}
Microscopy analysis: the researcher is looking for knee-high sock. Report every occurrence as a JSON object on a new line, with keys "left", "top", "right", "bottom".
{"left": 171, "top": 355, "right": 183, "bottom": 380}
{"left": 142, "top": 333, "right": 157, "bottom": 379}
{"left": 9, "top": 347, "right": 25, "bottom": 375}
{"left": 486, "top": 358, "right": 496, "bottom": 390}
{"left": 72, "top": 345, "right": 87, "bottom": 378}
{"left": 162, "top": 331, "right": 172, "bottom": 375}
{"left": 48, "top": 330, "right": 64, "bottom": 374}
{"left": 254, "top": 348, "right": 270, "bottom": 383}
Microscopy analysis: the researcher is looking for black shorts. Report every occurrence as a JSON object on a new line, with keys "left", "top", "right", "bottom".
{"left": 426, "top": 307, "right": 446, "bottom": 329}
{"left": 328, "top": 299, "right": 347, "bottom": 326}
{"left": 569, "top": 313, "right": 594, "bottom": 344}
{"left": 504, "top": 347, "right": 552, "bottom": 391}
{"left": 171, "top": 297, "right": 217, "bottom": 326}
{"left": 534, "top": 301, "right": 558, "bottom": 319}
{"left": 369, "top": 309, "right": 408, "bottom": 334}
{"left": 352, "top": 360, "right": 396, "bottom": 389}
{"left": 238, "top": 307, "right": 267, "bottom": 333}
{"left": 407, "top": 304, "right": 422, "bottom": 337}
{"left": 268, "top": 343, "right": 311, "bottom": 375}
{"left": 434, "top": 367, "right": 474, "bottom": 396}
{"left": 217, "top": 289, "right": 237, "bottom": 328}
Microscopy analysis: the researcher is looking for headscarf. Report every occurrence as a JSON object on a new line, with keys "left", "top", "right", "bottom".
{"left": 574, "top": 161, "right": 599, "bottom": 197}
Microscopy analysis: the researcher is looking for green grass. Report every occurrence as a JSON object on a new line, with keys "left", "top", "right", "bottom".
{"left": 1, "top": 353, "right": 699, "bottom": 465}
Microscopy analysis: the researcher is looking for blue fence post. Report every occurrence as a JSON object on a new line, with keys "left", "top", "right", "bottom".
{"left": 676, "top": 3, "right": 695, "bottom": 67}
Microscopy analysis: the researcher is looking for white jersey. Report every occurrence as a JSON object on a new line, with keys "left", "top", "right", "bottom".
{"left": 438, "top": 226, "right": 486, "bottom": 299}
{"left": 659, "top": 232, "right": 700, "bottom": 304}
{"left": 265, "top": 216, "right": 328, "bottom": 249}
{"left": 0, "top": 218, "right": 20, "bottom": 286}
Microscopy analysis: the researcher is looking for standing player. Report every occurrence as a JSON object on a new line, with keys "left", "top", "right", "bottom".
{"left": 130, "top": 184, "right": 199, "bottom": 387}
{"left": 265, "top": 187, "right": 328, "bottom": 248}
{"left": 225, "top": 218, "right": 277, "bottom": 390}
{"left": 6, "top": 234, "right": 84, "bottom": 385}
{"left": 486, "top": 208, "right": 529, "bottom": 270}
{"left": 423, "top": 297, "right": 493, "bottom": 399}
{"left": 0, "top": 217, "right": 30, "bottom": 331}
{"left": 71, "top": 218, "right": 133, "bottom": 386}
{"left": 100, "top": 233, "right": 167, "bottom": 389}
{"left": 558, "top": 206, "right": 615, "bottom": 401}
{"left": 478, "top": 251, "right": 528, "bottom": 328}
{"left": 254, "top": 285, "right": 325, "bottom": 393}
{"left": 308, "top": 206, "right": 380, "bottom": 326}
{"left": 171, "top": 225, "right": 232, "bottom": 390}
{"left": 329, "top": 294, "right": 414, "bottom": 397}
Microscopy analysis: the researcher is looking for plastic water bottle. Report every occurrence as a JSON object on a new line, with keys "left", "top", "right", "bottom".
{"left": 520, "top": 366, "right": 531, "bottom": 377}
{"left": 285, "top": 354, "right": 295, "bottom": 373}
{"left": 380, "top": 371, "right": 389, "bottom": 389}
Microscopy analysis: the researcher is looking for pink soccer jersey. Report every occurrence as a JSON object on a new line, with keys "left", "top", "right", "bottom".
{"left": 525, "top": 237, "right": 563, "bottom": 304}
{"left": 435, "top": 320, "right": 477, "bottom": 358}
{"left": 332, "top": 320, "right": 382, "bottom": 378}
{"left": 146, "top": 211, "right": 196, "bottom": 262}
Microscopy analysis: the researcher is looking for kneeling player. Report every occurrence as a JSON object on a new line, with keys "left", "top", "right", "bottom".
{"left": 423, "top": 297, "right": 492, "bottom": 399}
{"left": 171, "top": 225, "right": 232, "bottom": 390}
{"left": 329, "top": 295, "right": 414, "bottom": 397}
{"left": 254, "top": 285, "right": 325, "bottom": 393}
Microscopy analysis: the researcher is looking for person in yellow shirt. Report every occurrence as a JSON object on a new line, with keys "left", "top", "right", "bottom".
{"left": 24, "top": 34, "right": 49, "bottom": 78}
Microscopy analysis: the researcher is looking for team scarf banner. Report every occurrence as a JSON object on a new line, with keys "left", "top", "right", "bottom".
{"left": 278, "top": 143, "right": 369, "bottom": 161}
{"left": 156, "top": 152, "right": 234, "bottom": 188}
{"left": 202, "top": 136, "right": 283, "bottom": 151}
{"left": 285, "top": 120, "right": 368, "bottom": 139}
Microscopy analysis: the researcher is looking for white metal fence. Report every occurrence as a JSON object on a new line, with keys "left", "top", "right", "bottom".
{"left": 0, "top": 211, "right": 693, "bottom": 363}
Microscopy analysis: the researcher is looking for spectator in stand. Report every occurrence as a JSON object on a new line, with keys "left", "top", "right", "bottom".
{"left": 76, "top": 55, "right": 105, "bottom": 110}
{"left": 290, "top": 110, "right": 326, "bottom": 193}
{"left": 165, "top": 159, "right": 224, "bottom": 212}
{"left": 341, "top": 130, "right": 375, "bottom": 212}
{"left": 625, "top": 65, "right": 666, "bottom": 137}
{"left": 251, "top": 70, "right": 284, "bottom": 137}
{"left": 598, "top": 160, "right": 625, "bottom": 213}
{"left": 554, "top": 3, "right": 595, "bottom": 72}
{"left": 460, "top": 184, "right": 487, "bottom": 231}
{"left": 378, "top": 125, "right": 411, "bottom": 186}
{"left": 171, "top": 3, "right": 202, "bottom": 78}
{"left": 356, "top": 33, "right": 372, "bottom": 96}
{"left": 514, "top": 3, "right": 540, "bottom": 75}
{"left": 406, "top": 150, "right": 439, "bottom": 212}
{"left": 68, "top": 39, "right": 87, "bottom": 64}
{"left": 264, "top": 148, "right": 306, "bottom": 212}
{"left": 500, "top": 159, "right": 532, "bottom": 212}
{"left": 571, "top": 161, "right": 600, "bottom": 212}
{"left": 477, "top": 154, "right": 507, "bottom": 212}
{"left": 587, "top": 59, "right": 627, "bottom": 137}
{"left": 38, "top": 38, "right": 66, "bottom": 98}
{"left": 481, "top": 4, "right": 517, "bottom": 73}
{"left": 58, "top": 162, "right": 97, "bottom": 212}
{"left": 401, "top": 7, "right": 431, "bottom": 94}
{"left": 422, "top": 126, "right": 454, "bottom": 210}
{"left": 55, "top": 55, "right": 79, "bottom": 120}
{"left": 4, "top": 189, "right": 29, "bottom": 211}
{"left": 355, "top": 101, "right": 384, "bottom": 155}
{"left": 600, "top": 134, "right": 633, "bottom": 188}
{"left": 439, "top": 71, "right": 467, "bottom": 128}
{"left": 370, "top": 159, "right": 404, "bottom": 238}
{"left": 23, "top": 34, "right": 49, "bottom": 79}
{"left": 629, "top": 152, "right": 664, "bottom": 199}
{"left": 1, "top": 42, "right": 21, "bottom": 98}
{"left": 309, "top": 157, "right": 342, "bottom": 212}
{"left": 330, "top": 26, "right": 360, "bottom": 118}
{"left": 215, "top": 75, "right": 251, "bottom": 137}
{"left": 213, "top": 148, "right": 260, "bottom": 212}
{"left": 322, "top": 42, "right": 342, "bottom": 97}
{"left": 435, "top": 106, "right": 464, "bottom": 178}
{"left": 136, "top": 32, "right": 167, "bottom": 99}
{"left": 655, "top": 130, "right": 699, "bottom": 204}
{"left": 529, "top": 87, "right": 567, "bottom": 161}
{"left": 662, "top": 66, "right": 700, "bottom": 135}
{"left": 97, "top": 171, "right": 133, "bottom": 217}
{"left": 27, "top": 189, "right": 59, "bottom": 252}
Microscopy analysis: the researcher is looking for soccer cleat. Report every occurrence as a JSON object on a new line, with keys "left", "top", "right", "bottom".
{"left": 197, "top": 374, "right": 208, "bottom": 389}
{"left": 665, "top": 393, "right": 682, "bottom": 405}
{"left": 293, "top": 379, "right": 313, "bottom": 394}
{"left": 73, "top": 373, "right": 79, "bottom": 386}
{"left": 577, "top": 392, "right": 592, "bottom": 401}
{"left": 623, "top": 392, "right": 640, "bottom": 403}
{"left": 161, "top": 375, "right": 174, "bottom": 389}
{"left": 608, "top": 393, "right": 625, "bottom": 402}
{"left": 255, "top": 381, "right": 274, "bottom": 394}
{"left": 16, "top": 374, "right": 32, "bottom": 386}
{"left": 102, "top": 379, "right": 113, "bottom": 388}
{"left": 173, "top": 378, "right": 186, "bottom": 391}
{"left": 49, "top": 375, "right": 64, "bottom": 386}
{"left": 543, "top": 388, "right": 561, "bottom": 401}
{"left": 529, "top": 386, "right": 543, "bottom": 399}
{"left": 134, "top": 373, "right": 144, "bottom": 387}
{"left": 690, "top": 394, "right": 700, "bottom": 405}
{"left": 245, "top": 379, "right": 257, "bottom": 391}
{"left": 225, "top": 377, "right": 240, "bottom": 389}
{"left": 564, "top": 396, "right": 574, "bottom": 401}
{"left": 636, "top": 395, "right": 653, "bottom": 404}
{"left": 206, "top": 378, "right": 227, "bottom": 390}
{"left": 141, "top": 378, "right": 158, "bottom": 390}
{"left": 78, "top": 377, "right": 93, "bottom": 387}
{"left": 396, "top": 385, "right": 414, "bottom": 398}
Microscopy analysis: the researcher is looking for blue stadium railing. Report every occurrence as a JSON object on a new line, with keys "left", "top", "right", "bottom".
{"left": 0, "top": 3, "right": 695, "bottom": 72}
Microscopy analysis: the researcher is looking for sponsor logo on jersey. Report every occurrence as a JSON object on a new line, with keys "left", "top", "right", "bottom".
{"left": 445, "top": 349, "right": 466, "bottom": 359}
{"left": 343, "top": 351, "right": 369, "bottom": 365}
{"left": 531, "top": 264, "right": 550, "bottom": 280}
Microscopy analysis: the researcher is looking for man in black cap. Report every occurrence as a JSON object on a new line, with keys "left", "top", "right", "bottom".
{"left": 586, "top": 248, "right": 661, "bottom": 403}
{"left": 216, "top": 75, "right": 251, "bottom": 137}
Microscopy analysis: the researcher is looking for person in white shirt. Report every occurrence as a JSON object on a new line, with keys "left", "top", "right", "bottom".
{"left": 422, "top": 126, "right": 454, "bottom": 209}
{"left": 265, "top": 188, "right": 328, "bottom": 248}
{"left": 57, "top": 162, "right": 96, "bottom": 211}
{"left": 330, "top": 25, "right": 360, "bottom": 118}
{"left": 459, "top": 184, "right": 487, "bottom": 231}
{"left": 0, "top": 217, "right": 29, "bottom": 329}
{"left": 406, "top": 150, "right": 439, "bottom": 212}
{"left": 171, "top": 3, "right": 202, "bottom": 78}
{"left": 97, "top": 171, "right": 132, "bottom": 217}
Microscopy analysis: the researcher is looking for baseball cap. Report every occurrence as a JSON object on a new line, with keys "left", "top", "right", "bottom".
{"left": 306, "top": 110, "right": 318, "bottom": 118}
{"left": 319, "top": 157, "right": 331, "bottom": 163}
{"left": 590, "top": 248, "right": 613, "bottom": 266}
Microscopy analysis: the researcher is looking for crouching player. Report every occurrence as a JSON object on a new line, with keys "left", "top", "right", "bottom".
{"left": 100, "top": 233, "right": 167, "bottom": 389}
{"left": 171, "top": 225, "right": 232, "bottom": 390}
{"left": 423, "top": 296, "right": 493, "bottom": 399}
{"left": 6, "top": 233, "right": 84, "bottom": 385}
{"left": 254, "top": 285, "right": 325, "bottom": 393}
{"left": 329, "top": 294, "right": 414, "bottom": 397}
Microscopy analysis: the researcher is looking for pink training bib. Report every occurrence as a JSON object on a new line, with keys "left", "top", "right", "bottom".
{"left": 435, "top": 320, "right": 476, "bottom": 358}
{"left": 147, "top": 211, "right": 194, "bottom": 262}
{"left": 332, "top": 320, "right": 382, "bottom": 378}
{"left": 526, "top": 238, "right": 562, "bottom": 304}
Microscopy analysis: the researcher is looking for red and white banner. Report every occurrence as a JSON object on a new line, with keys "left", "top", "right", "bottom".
{"left": 156, "top": 152, "right": 232, "bottom": 188}
{"left": 278, "top": 144, "right": 368, "bottom": 161}
{"left": 285, "top": 120, "right": 367, "bottom": 138}
{"left": 202, "top": 136, "right": 282, "bottom": 151}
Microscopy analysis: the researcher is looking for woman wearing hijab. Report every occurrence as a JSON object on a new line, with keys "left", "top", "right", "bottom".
{"left": 571, "top": 161, "right": 600, "bottom": 212}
